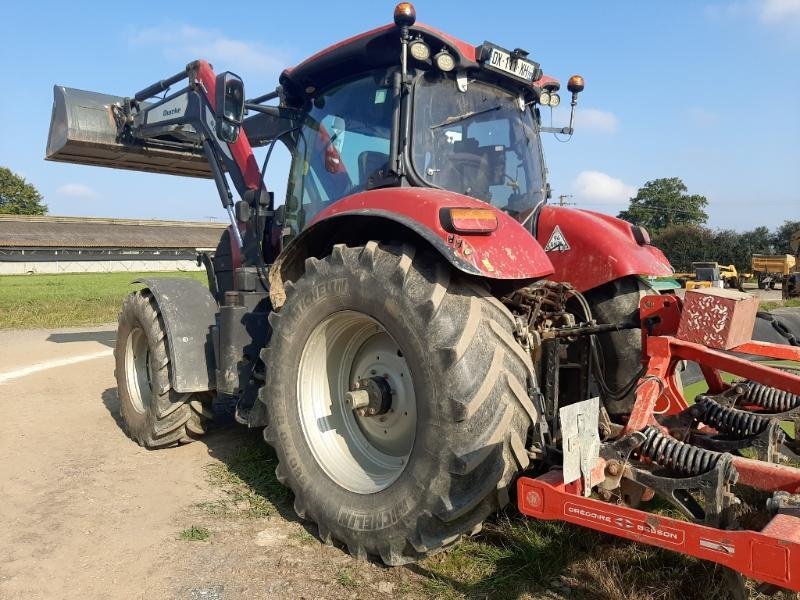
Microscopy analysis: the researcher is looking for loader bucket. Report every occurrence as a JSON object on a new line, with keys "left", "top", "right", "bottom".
{"left": 45, "top": 86, "right": 212, "bottom": 179}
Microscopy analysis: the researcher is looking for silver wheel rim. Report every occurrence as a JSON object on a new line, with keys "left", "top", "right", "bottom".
{"left": 125, "top": 327, "right": 153, "bottom": 414}
{"left": 297, "top": 311, "right": 417, "bottom": 494}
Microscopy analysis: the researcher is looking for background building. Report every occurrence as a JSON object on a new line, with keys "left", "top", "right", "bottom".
{"left": 0, "top": 215, "right": 225, "bottom": 275}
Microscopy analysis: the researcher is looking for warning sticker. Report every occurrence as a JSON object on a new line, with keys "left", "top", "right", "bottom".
{"left": 544, "top": 225, "right": 570, "bottom": 252}
{"left": 564, "top": 503, "right": 685, "bottom": 545}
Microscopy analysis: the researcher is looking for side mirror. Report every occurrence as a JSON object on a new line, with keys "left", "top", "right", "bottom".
{"left": 215, "top": 71, "right": 245, "bottom": 143}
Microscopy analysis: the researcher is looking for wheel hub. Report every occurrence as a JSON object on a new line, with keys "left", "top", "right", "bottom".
{"left": 346, "top": 376, "right": 393, "bottom": 417}
{"left": 297, "top": 311, "right": 417, "bottom": 494}
{"left": 125, "top": 326, "right": 154, "bottom": 414}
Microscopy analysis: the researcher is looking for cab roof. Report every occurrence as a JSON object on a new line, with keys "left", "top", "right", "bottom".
{"left": 279, "top": 22, "right": 557, "bottom": 104}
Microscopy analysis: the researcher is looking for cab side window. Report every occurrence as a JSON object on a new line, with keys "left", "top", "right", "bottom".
{"left": 285, "top": 72, "right": 394, "bottom": 233}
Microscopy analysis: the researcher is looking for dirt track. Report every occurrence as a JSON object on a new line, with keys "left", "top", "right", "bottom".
{"left": 0, "top": 327, "right": 420, "bottom": 600}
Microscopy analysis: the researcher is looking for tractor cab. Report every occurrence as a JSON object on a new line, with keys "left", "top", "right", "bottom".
{"left": 244, "top": 4, "right": 580, "bottom": 239}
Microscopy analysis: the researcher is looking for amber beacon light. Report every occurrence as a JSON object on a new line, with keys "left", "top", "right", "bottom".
{"left": 394, "top": 3, "right": 416, "bottom": 27}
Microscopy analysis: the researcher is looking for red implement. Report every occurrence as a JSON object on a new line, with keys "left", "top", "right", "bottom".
{"left": 519, "top": 470, "right": 800, "bottom": 591}
{"left": 518, "top": 293, "right": 800, "bottom": 591}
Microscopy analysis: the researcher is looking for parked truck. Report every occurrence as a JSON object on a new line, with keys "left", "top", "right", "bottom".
{"left": 752, "top": 254, "right": 796, "bottom": 290}
{"left": 784, "top": 230, "right": 800, "bottom": 299}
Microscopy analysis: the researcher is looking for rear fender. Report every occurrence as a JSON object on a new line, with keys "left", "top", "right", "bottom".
{"left": 269, "top": 188, "right": 554, "bottom": 307}
{"left": 135, "top": 278, "right": 218, "bottom": 393}
{"left": 536, "top": 206, "right": 673, "bottom": 292}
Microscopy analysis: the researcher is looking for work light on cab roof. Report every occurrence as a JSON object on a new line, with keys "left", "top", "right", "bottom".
{"left": 393, "top": 2, "right": 584, "bottom": 135}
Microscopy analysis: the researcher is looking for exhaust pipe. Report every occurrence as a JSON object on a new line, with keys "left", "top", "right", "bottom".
{"left": 45, "top": 85, "right": 212, "bottom": 179}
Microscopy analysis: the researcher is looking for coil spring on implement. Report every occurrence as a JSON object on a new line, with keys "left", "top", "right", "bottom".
{"left": 736, "top": 381, "right": 800, "bottom": 413}
{"left": 692, "top": 396, "right": 771, "bottom": 437}
{"left": 640, "top": 426, "right": 734, "bottom": 478}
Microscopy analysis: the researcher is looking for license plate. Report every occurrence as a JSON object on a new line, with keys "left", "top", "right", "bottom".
{"left": 486, "top": 47, "right": 537, "bottom": 82}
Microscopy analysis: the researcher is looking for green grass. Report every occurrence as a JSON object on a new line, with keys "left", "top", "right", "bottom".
{"left": 289, "top": 529, "right": 317, "bottom": 546}
{"left": 180, "top": 526, "right": 211, "bottom": 542}
{"left": 419, "top": 515, "right": 733, "bottom": 600}
{"left": 0, "top": 271, "right": 206, "bottom": 329}
{"left": 201, "top": 442, "right": 291, "bottom": 519}
{"left": 760, "top": 297, "right": 800, "bottom": 311}
{"left": 335, "top": 568, "right": 359, "bottom": 589}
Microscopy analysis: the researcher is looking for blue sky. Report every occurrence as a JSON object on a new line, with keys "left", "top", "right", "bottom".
{"left": 1, "top": 0, "right": 797, "bottom": 230}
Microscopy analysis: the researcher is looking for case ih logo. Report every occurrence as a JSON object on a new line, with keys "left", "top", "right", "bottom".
{"left": 162, "top": 107, "right": 182, "bottom": 117}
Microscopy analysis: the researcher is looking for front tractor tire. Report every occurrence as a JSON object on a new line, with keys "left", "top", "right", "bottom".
{"left": 261, "top": 243, "right": 537, "bottom": 564}
{"left": 114, "top": 290, "right": 213, "bottom": 449}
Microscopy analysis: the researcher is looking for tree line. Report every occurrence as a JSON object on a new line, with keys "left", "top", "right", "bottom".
{"left": 617, "top": 177, "right": 798, "bottom": 272}
{"left": 0, "top": 167, "right": 47, "bottom": 215}
{"left": 650, "top": 222, "right": 799, "bottom": 272}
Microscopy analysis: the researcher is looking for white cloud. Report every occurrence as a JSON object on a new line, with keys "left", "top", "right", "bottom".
{"left": 130, "top": 25, "right": 287, "bottom": 75}
{"left": 571, "top": 171, "right": 636, "bottom": 204}
{"left": 759, "top": 0, "right": 800, "bottom": 22}
{"left": 57, "top": 183, "right": 98, "bottom": 199}
{"left": 576, "top": 108, "right": 619, "bottom": 134}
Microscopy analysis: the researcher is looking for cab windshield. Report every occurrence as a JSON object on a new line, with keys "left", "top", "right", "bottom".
{"left": 412, "top": 74, "right": 545, "bottom": 223}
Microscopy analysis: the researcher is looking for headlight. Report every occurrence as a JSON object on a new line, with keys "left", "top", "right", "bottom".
{"left": 434, "top": 50, "right": 455, "bottom": 72}
{"left": 539, "top": 91, "right": 551, "bottom": 106}
{"left": 409, "top": 39, "right": 430, "bottom": 61}
{"left": 548, "top": 94, "right": 560, "bottom": 107}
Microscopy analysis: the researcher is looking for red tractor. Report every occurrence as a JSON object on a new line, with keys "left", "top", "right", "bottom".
{"left": 47, "top": 3, "right": 800, "bottom": 591}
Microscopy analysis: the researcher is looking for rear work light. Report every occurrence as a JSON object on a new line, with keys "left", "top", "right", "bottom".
{"left": 442, "top": 208, "right": 499, "bottom": 234}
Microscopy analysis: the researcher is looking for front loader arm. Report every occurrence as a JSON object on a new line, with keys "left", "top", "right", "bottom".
{"left": 125, "top": 61, "right": 262, "bottom": 199}
{"left": 47, "top": 59, "right": 289, "bottom": 272}
{"left": 112, "top": 60, "right": 267, "bottom": 249}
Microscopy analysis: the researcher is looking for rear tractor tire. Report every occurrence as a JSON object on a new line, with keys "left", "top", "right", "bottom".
{"left": 114, "top": 290, "right": 213, "bottom": 449}
{"left": 583, "top": 276, "right": 653, "bottom": 416}
{"left": 261, "top": 243, "right": 537, "bottom": 564}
